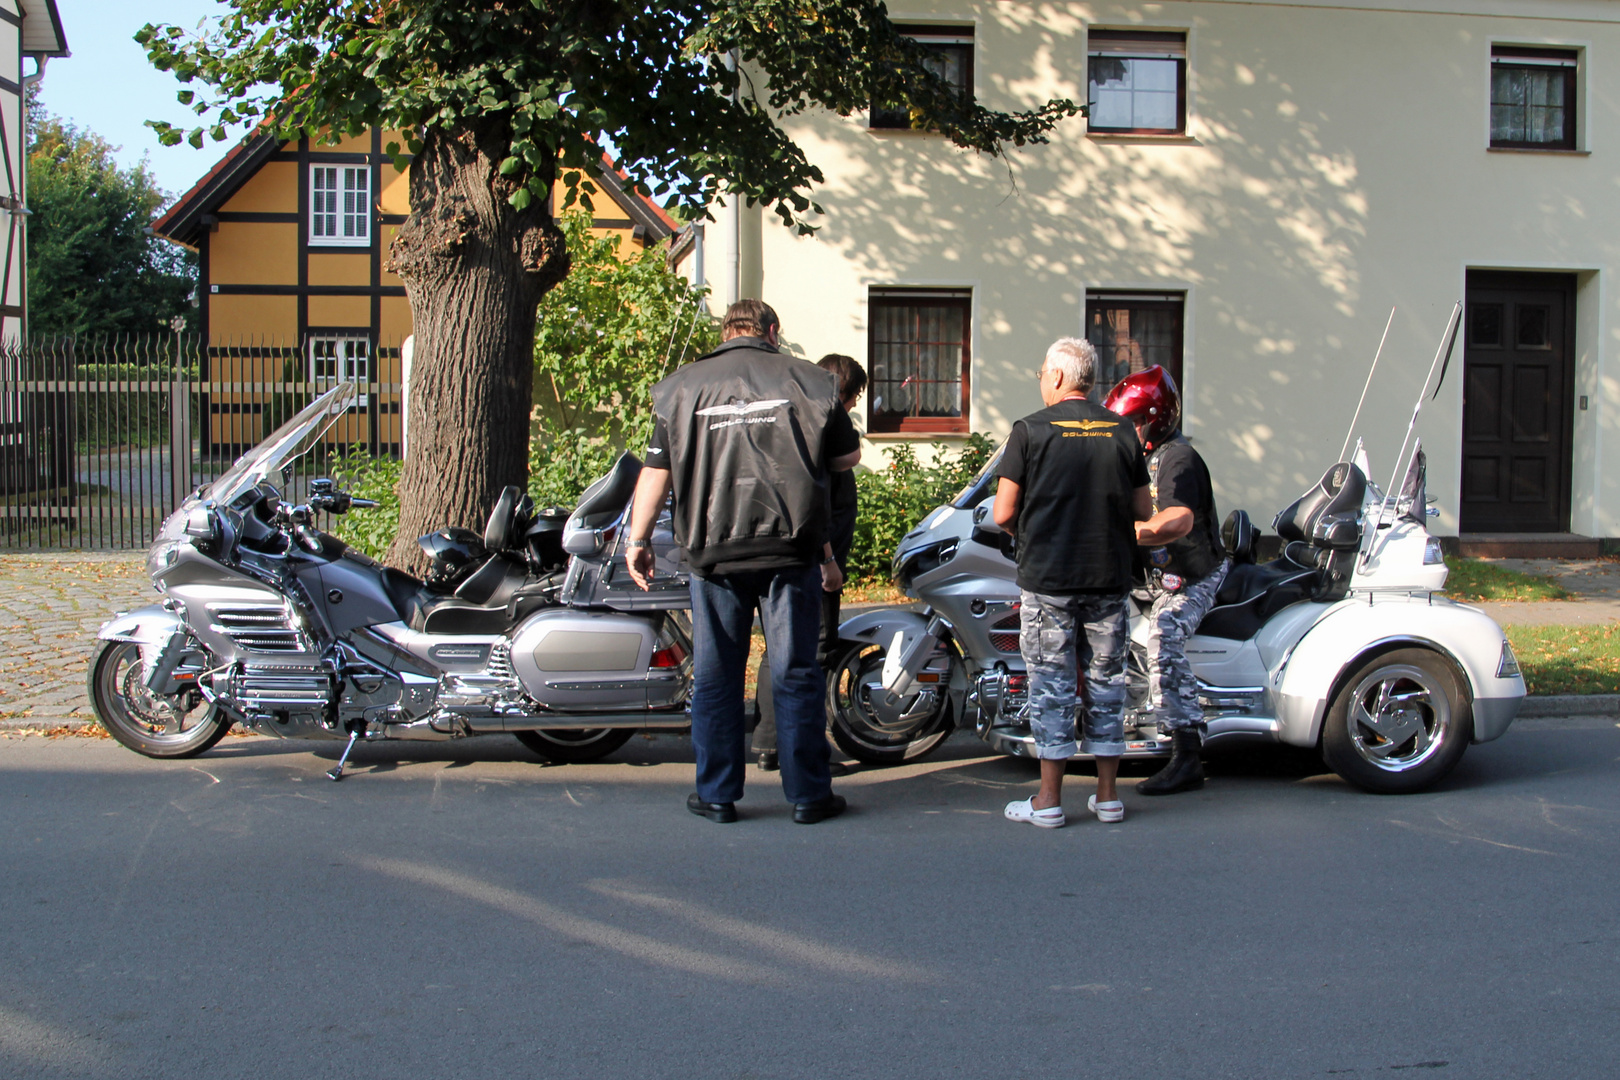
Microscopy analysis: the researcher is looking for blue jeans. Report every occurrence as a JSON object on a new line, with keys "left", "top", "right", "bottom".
{"left": 689, "top": 563, "right": 831, "bottom": 805}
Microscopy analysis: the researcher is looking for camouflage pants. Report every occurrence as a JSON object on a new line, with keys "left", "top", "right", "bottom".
{"left": 1019, "top": 589, "right": 1129, "bottom": 760}
{"left": 1145, "top": 559, "right": 1231, "bottom": 736}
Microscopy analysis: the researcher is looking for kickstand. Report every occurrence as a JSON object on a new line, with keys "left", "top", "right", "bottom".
{"left": 327, "top": 729, "right": 360, "bottom": 782}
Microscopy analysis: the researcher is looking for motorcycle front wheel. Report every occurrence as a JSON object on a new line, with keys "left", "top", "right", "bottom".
{"left": 825, "top": 641, "right": 953, "bottom": 766}
{"left": 514, "top": 728, "right": 636, "bottom": 764}
{"left": 87, "top": 639, "right": 232, "bottom": 759}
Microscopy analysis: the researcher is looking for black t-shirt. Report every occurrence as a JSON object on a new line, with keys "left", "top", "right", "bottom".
{"left": 646, "top": 347, "right": 860, "bottom": 575}
{"left": 996, "top": 397, "right": 1149, "bottom": 594}
{"left": 1145, "top": 437, "right": 1224, "bottom": 579}
{"left": 827, "top": 467, "right": 857, "bottom": 569}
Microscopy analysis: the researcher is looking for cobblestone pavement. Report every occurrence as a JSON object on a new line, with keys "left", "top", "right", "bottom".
{"left": 0, "top": 552, "right": 149, "bottom": 719}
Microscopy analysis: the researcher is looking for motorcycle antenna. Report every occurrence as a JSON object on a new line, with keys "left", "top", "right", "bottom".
{"left": 1361, "top": 301, "right": 1462, "bottom": 570}
{"left": 1338, "top": 306, "right": 1396, "bottom": 464}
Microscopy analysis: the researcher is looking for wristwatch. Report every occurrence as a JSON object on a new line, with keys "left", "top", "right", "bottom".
{"left": 628, "top": 538, "right": 652, "bottom": 548}
{"left": 820, "top": 554, "right": 837, "bottom": 565}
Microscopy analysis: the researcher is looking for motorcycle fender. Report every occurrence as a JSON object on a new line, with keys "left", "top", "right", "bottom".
{"left": 837, "top": 609, "right": 937, "bottom": 692}
{"left": 1273, "top": 596, "right": 1524, "bottom": 748}
{"left": 97, "top": 606, "right": 184, "bottom": 645}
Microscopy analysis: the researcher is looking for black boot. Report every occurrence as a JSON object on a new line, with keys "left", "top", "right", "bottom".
{"left": 1138, "top": 729, "right": 1205, "bottom": 795}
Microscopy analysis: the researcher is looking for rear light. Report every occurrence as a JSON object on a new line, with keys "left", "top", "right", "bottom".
{"left": 1006, "top": 674, "right": 1028, "bottom": 692}
{"left": 1496, "top": 641, "right": 1520, "bottom": 679}
{"left": 650, "top": 643, "right": 687, "bottom": 669}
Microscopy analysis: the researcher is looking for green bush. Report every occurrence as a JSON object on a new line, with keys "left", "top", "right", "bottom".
{"left": 328, "top": 450, "right": 403, "bottom": 560}
{"left": 846, "top": 434, "right": 995, "bottom": 582}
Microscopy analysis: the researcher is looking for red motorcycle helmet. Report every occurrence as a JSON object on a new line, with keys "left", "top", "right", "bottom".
{"left": 1103, "top": 365, "right": 1181, "bottom": 451}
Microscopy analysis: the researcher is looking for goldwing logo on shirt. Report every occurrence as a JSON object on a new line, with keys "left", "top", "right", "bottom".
{"left": 695, "top": 399, "right": 790, "bottom": 431}
{"left": 1051, "top": 418, "right": 1118, "bottom": 438}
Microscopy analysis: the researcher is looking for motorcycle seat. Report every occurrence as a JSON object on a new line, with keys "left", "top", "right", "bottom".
{"left": 409, "top": 561, "right": 562, "bottom": 636}
{"left": 1221, "top": 510, "right": 1257, "bottom": 564}
{"left": 1197, "top": 556, "right": 1318, "bottom": 641}
{"left": 1274, "top": 462, "right": 1365, "bottom": 543}
{"left": 562, "top": 452, "right": 643, "bottom": 556}
{"left": 381, "top": 567, "right": 430, "bottom": 626}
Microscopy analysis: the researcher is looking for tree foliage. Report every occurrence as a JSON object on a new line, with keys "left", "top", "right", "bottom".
{"left": 533, "top": 211, "right": 719, "bottom": 447}
{"left": 136, "top": 1, "right": 1081, "bottom": 231}
{"left": 26, "top": 112, "right": 196, "bottom": 337}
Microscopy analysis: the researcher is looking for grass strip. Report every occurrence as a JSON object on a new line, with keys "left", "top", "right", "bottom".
{"left": 1504, "top": 623, "right": 1620, "bottom": 696}
{"left": 1443, "top": 557, "right": 1572, "bottom": 603}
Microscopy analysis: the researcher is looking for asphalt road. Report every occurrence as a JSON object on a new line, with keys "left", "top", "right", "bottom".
{"left": 1, "top": 720, "right": 1616, "bottom": 1080}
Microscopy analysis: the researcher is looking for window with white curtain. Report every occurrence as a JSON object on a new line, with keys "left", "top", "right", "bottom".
{"left": 309, "top": 165, "right": 371, "bottom": 246}
{"left": 867, "top": 289, "right": 971, "bottom": 434}
{"left": 1491, "top": 46, "right": 1578, "bottom": 150}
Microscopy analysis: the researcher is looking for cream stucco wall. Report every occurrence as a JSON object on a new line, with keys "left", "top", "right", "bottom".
{"left": 755, "top": 0, "right": 1620, "bottom": 536}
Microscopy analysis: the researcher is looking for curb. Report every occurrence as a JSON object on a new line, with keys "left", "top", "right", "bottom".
{"left": 1515, "top": 694, "right": 1620, "bottom": 718}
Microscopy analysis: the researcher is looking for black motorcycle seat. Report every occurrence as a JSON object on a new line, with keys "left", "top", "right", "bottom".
{"left": 1198, "top": 557, "right": 1318, "bottom": 641}
{"left": 381, "top": 567, "right": 429, "bottom": 625}
{"left": 454, "top": 553, "right": 528, "bottom": 607}
{"left": 410, "top": 569, "right": 562, "bottom": 635}
{"left": 1221, "top": 510, "right": 1257, "bottom": 564}
{"left": 1275, "top": 462, "right": 1365, "bottom": 543}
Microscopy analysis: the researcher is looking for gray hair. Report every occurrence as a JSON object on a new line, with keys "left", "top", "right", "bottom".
{"left": 1043, "top": 337, "right": 1097, "bottom": 393}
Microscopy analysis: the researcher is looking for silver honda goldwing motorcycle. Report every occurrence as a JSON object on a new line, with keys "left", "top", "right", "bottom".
{"left": 90, "top": 383, "right": 691, "bottom": 777}
{"left": 828, "top": 308, "right": 1526, "bottom": 794}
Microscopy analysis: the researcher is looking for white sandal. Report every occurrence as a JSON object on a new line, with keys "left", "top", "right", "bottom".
{"left": 1004, "top": 796, "right": 1066, "bottom": 829}
{"left": 1087, "top": 795, "right": 1125, "bottom": 823}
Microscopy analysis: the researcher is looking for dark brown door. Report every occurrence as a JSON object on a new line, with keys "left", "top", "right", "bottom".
{"left": 1460, "top": 271, "right": 1575, "bottom": 533}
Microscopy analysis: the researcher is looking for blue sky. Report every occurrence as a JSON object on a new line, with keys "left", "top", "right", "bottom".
{"left": 35, "top": 0, "right": 227, "bottom": 199}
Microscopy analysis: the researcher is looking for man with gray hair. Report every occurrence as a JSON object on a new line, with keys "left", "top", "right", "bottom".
{"left": 992, "top": 337, "right": 1151, "bottom": 827}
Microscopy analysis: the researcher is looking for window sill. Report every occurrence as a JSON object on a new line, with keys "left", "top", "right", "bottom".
{"left": 863, "top": 429, "right": 972, "bottom": 441}
{"left": 866, "top": 125, "right": 949, "bottom": 137}
{"left": 1486, "top": 146, "right": 1590, "bottom": 156}
{"left": 1087, "top": 132, "right": 1200, "bottom": 146}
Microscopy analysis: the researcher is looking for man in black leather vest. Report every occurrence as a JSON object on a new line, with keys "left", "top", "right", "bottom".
{"left": 626, "top": 300, "right": 861, "bottom": 824}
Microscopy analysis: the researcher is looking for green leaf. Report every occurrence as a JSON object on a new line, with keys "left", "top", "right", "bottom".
{"left": 498, "top": 155, "right": 522, "bottom": 176}
{"left": 509, "top": 187, "right": 532, "bottom": 210}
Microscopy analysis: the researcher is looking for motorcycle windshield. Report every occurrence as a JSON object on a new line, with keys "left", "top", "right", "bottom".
{"left": 208, "top": 382, "right": 359, "bottom": 505}
{"left": 951, "top": 441, "right": 1006, "bottom": 509}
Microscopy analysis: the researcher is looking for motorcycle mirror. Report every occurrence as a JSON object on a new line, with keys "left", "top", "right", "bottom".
{"left": 183, "top": 505, "right": 218, "bottom": 541}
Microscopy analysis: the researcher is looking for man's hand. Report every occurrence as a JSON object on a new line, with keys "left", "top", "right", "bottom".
{"left": 992, "top": 477, "right": 1021, "bottom": 537}
{"left": 627, "top": 544, "right": 657, "bottom": 590}
{"left": 821, "top": 559, "right": 845, "bottom": 593}
{"left": 625, "top": 466, "right": 674, "bottom": 592}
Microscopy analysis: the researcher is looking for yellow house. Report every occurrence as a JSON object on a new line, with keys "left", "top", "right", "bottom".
{"left": 153, "top": 128, "right": 680, "bottom": 451}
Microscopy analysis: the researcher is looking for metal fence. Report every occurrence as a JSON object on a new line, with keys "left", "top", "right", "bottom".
{"left": 0, "top": 334, "right": 405, "bottom": 550}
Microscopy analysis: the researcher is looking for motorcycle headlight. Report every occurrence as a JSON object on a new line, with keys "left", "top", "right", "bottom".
{"left": 1423, "top": 537, "right": 1445, "bottom": 566}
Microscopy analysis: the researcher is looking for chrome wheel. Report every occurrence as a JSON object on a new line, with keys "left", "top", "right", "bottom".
{"left": 88, "top": 639, "right": 231, "bottom": 758}
{"left": 825, "top": 642, "right": 953, "bottom": 765}
{"left": 1321, "top": 648, "right": 1471, "bottom": 794}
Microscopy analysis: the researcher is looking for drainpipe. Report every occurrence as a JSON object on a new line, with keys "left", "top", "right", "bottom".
{"left": 726, "top": 49, "right": 741, "bottom": 306}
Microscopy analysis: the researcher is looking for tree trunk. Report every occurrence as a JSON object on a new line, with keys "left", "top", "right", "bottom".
{"left": 384, "top": 119, "right": 569, "bottom": 573}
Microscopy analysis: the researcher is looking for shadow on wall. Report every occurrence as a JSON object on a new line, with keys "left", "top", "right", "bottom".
{"left": 803, "top": 4, "right": 1471, "bottom": 522}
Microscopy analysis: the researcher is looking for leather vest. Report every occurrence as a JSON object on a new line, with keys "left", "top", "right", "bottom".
{"left": 650, "top": 338, "right": 842, "bottom": 572}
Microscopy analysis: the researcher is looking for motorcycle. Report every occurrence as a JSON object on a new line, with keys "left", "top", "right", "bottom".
{"left": 89, "top": 382, "right": 692, "bottom": 778}
{"left": 828, "top": 312, "right": 1527, "bottom": 794}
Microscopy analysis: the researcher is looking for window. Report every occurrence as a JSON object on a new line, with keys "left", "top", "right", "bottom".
{"left": 1085, "top": 292, "right": 1184, "bottom": 402}
{"left": 309, "top": 335, "right": 371, "bottom": 404}
{"left": 310, "top": 165, "right": 371, "bottom": 245}
{"left": 870, "top": 26, "right": 974, "bottom": 131}
{"left": 867, "top": 289, "right": 971, "bottom": 434}
{"left": 1087, "top": 30, "right": 1187, "bottom": 135}
{"left": 1491, "top": 46, "right": 1577, "bottom": 150}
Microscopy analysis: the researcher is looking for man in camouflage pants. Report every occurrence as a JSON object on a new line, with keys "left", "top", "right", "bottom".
{"left": 992, "top": 338, "right": 1151, "bottom": 828}
{"left": 1105, "top": 366, "right": 1230, "bottom": 795}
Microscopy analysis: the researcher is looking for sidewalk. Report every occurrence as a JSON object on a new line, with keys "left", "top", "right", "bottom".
{"left": 0, "top": 553, "right": 1614, "bottom": 725}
